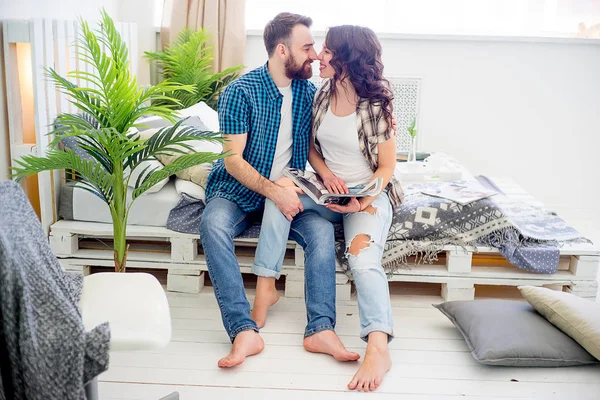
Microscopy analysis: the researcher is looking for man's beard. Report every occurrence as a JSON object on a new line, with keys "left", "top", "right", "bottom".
{"left": 284, "top": 53, "right": 312, "bottom": 80}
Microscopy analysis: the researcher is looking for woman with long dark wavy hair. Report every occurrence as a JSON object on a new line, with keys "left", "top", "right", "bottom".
{"left": 251, "top": 25, "right": 403, "bottom": 391}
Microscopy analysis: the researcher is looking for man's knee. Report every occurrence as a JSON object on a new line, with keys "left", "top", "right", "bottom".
{"left": 200, "top": 200, "right": 237, "bottom": 238}
{"left": 303, "top": 216, "right": 335, "bottom": 244}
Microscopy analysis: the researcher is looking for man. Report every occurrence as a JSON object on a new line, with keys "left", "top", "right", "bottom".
{"left": 200, "top": 12, "right": 360, "bottom": 368}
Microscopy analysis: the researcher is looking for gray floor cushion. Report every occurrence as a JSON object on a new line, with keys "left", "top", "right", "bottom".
{"left": 434, "top": 299, "right": 598, "bottom": 366}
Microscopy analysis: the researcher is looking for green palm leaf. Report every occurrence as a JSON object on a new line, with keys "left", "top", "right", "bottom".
{"left": 145, "top": 27, "right": 244, "bottom": 109}
{"left": 11, "top": 10, "right": 224, "bottom": 272}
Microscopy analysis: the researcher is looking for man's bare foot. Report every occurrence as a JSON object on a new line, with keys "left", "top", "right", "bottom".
{"left": 218, "top": 330, "right": 265, "bottom": 368}
{"left": 251, "top": 277, "right": 280, "bottom": 328}
{"left": 303, "top": 330, "right": 360, "bottom": 361}
{"left": 348, "top": 333, "right": 391, "bottom": 392}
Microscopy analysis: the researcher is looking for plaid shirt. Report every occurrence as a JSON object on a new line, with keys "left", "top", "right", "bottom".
{"left": 312, "top": 79, "right": 404, "bottom": 207}
{"left": 206, "top": 63, "right": 316, "bottom": 212}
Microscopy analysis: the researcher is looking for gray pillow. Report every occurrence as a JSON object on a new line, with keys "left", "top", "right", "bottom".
{"left": 434, "top": 299, "right": 598, "bottom": 366}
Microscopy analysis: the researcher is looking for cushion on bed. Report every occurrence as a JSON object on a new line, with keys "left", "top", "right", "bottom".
{"left": 519, "top": 285, "right": 600, "bottom": 361}
{"left": 434, "top": 299, "right": 598, "bottom": 366}
{"left": 126, "top": 159, "right": 169, "bottom": 194}
{"left": 174, "top": 178, "right": 206, "bottom": 202}
{"left": 140, "top": 125, "right": 222, "bottom": 189}
{"left": 59, "top": 180, "right": 181, "bottom": 227}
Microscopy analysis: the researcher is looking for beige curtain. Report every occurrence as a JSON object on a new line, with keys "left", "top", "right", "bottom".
{"left": 161, "top": 0, "right": 246, "bottom": 72}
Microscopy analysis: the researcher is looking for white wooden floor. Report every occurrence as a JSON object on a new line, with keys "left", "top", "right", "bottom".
{"left": 98, "top": 284, "right": 600, "bottom": 400}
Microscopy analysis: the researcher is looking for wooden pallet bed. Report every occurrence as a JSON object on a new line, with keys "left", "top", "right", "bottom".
{"left": 49, "top": 177, "right": 599, "bottom": 302}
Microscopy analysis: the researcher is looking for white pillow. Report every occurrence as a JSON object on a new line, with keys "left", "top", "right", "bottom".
{"left": 176, "top": 101, "right": 219, "bottom": 132}
{"left": 519, "top": 285, "right": 600, "bottom": 361}
{"left": 175, "top": 178, "right": 206, "bottom": 202}
{"left": 134, "top": 125, "right": 222, "bottom": 188}
{"left": 126, "top": 159, "right": 169, "bottom": 194}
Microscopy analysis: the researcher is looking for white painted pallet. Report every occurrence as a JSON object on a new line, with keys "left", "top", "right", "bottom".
{"left": 49, "top": 176, "right": 600, "bottom": 302}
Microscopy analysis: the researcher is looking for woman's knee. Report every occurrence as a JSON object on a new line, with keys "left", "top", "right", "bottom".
{"left": 345, "top": 234, "right": 385, "bottom": 272}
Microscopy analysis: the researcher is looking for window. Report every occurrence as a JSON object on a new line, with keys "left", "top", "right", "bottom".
{"left": 245, "top": 0, "right": 600, "bottom": 37}
{"left": 155, "top": 0, "right": 164, "bottom": 29}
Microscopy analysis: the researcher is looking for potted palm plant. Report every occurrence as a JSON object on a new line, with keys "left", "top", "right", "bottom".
{"left": 11, "top": 10, "right": 225, "bottom": 272}
{"left": 145, "top": 27, "right": 244, "bottom": 109}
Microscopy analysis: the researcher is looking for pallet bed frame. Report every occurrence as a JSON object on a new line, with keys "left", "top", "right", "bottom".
{"left": 49, "top": 177, "right": 600, "bottom": 302}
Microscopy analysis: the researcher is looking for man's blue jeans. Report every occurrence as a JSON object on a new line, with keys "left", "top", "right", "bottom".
{"left": 200, "top": 197, "right": 337, "bottom": 342}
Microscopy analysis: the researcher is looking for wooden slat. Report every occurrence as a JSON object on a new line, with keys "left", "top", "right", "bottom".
{"left": 128, "top": 23, "right": 138, "bottom": 79}
{"left": 50, "top": 219, "right": 597, "bottom": 255}
{"left": 2, "top": 21, "right": 27, "bottom": 161}
{"left": 65, "top": 20, "right": 77, "bottom": 113}
{"left": 100, "top": 365, "right": 600, "bottom": 397}
{"left": 30, "top": 19, "right": 55, "bottom": 233}
{"left": 42, "top": 19, "right": 61, "bottom": 227}
{"left": 53, "top": 20, "right": 69, "bottom": 114}
{"left": 98, "top": 382, "right": 520, "bottom": 400}
{"left": 106, "top": 351, "right": 600, "bottom": 384}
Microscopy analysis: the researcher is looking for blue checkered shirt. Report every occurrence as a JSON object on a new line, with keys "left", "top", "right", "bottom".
{"left": 206, "top": 63, "right": 316, "bottom": 212}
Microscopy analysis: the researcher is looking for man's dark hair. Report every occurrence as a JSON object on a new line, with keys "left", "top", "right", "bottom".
{"left": 263, "top": 12, "right": 312, "bottom": 57}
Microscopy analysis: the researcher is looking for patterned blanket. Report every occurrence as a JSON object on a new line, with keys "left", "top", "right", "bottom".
{"left": 376, "top": 176, "right": 584, "bottom": 274}
{"left": 167, "top": 176, "right": 586, "bottom": 275}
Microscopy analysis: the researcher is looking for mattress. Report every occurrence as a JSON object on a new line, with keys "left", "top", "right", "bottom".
{"left": 59, "top": 179, "right": 181, "bottom": 227}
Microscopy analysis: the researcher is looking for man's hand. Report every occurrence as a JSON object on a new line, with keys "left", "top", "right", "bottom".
{"left": 391, "top": 115, "right": 398, "bottom": 136}
{"left": 325, "top": 197, "right": 361, "bottom": 214}
{"left": 272, "top": 186, "right": 304, "bottom": 221}
{"left": 274, "top": 177, "right": 296, "bottom": 188}
{"left": 322, "top": 175, "right": 349, "bottom": 194}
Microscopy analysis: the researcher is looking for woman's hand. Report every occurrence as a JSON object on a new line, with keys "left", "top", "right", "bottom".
{"left": 326, "top": 197, "right": 361, "bottom": 214}
{"left": 322, "top": 175, "right": 349, "bottom": 194}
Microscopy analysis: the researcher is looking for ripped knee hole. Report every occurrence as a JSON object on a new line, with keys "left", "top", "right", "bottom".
{"left": 347, "top": 234, "right": 372, "bottom": 256}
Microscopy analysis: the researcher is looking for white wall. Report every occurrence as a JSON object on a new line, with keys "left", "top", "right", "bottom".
{"left": 0, "top": 0, "right": 119, "bottom": 21}
{"left": 117, "top": 0, "right": 158, "bottom": 86}
{"left": 0, "top": 0, "right": 156, "bottom": 85}
{"left": 245, "top": 33, "right": 600, "bottom": 240}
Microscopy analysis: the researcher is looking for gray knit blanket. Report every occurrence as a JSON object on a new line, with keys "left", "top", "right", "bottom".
{"left": 0, "top": 181, "right": 110, "bottom": 400}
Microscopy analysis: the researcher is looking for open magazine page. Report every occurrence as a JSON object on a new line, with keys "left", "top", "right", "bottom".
{"left": 421, "top": 180, "right": 497, "bottom": 205}
{"left": 282, "top": 169, "right": 327, "bottom": 204}
{"left": 283, "top": 168, "right": 383, "bottom": 205}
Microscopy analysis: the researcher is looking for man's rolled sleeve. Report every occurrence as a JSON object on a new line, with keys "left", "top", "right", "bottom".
{"left": 217, "top": 85, "right": 250, "bottom": 135}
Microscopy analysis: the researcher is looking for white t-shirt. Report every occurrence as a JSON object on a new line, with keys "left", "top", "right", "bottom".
{"left": 269, "top": 84, "right": 293, "bottom": 181}
{"left": 315, "top": 109, "right": 373, "bottom": 187}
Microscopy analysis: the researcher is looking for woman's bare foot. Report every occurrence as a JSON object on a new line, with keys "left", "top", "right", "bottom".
{"left": 303, "top": 330, "right": 361, "bottom": 361}
{"left": 218, "top": 330, "right": 265, "bottom": 368}
{"left": 347, "top": 332, "right": 391, "bottom": 392}
{"left": 251, "top": 277, "right": 280, "bottom": 328}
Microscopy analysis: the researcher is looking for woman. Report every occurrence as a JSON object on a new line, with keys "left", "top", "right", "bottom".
{"left": 252, "top": 25, "right": 403, "bottom": 391}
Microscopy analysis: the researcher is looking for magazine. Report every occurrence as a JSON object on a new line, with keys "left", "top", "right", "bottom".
{"left": 420, "top": 180, "right": 498, "bottom": 205}
{"left": 283, "top": 168, "right": 383, "bottom": 206}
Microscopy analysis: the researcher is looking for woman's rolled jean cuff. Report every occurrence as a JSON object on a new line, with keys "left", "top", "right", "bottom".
{"left": 360, "top": 324, "right": 394, "bottom": 343}
{"left": 252, "top": 264, "right": 282, "bottom": 279}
